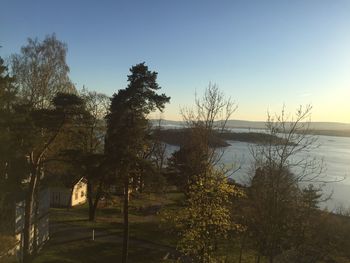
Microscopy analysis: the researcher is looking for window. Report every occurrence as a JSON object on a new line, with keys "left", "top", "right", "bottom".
{"left": 75, "top": 192, "right": 78, "bottom": 200}
{"left": 81, "top": 191, "right": 84, "bottom": 197}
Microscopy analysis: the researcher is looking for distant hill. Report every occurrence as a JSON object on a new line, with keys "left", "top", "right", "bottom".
{"left": 150, "top": 119, "right": 350, "bottom": 137}
{"left": 150, "top": 119, "right": 184, "bottom": 127}
{"left": 224, "top": 120, "right": 350, "bottom": 131}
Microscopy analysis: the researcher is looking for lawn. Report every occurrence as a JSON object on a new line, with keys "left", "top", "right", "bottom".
{"left": 31, "top": 192, "right": 182, "bottom": 263}
{"left": 31, "top": 239, "right": 169, "bottom": 263}
{"left": 31, "top": 191, "right": 258, "bottom": 263}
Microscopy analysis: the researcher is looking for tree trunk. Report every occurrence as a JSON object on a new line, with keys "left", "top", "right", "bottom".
{"left": 89, "top": 194, "right": 101, "bottom": 222}
{"left": 88, "top": 180, "right": 103, "bottom": 221}
{"left": 23, "top": 164, "right": 38, "bottom": 262}
{"left": 238, "top": 234, "right": 246, "bottom": 263}
{"left": 66, "top": 189, "right": 72, "bottom": 210}
{"left": 87, "top": 181, "right": 94, "bottom": 221}
{"left": 139, "top": 173, "right": 144, "bottom": 193}
{"left": 32, "top": 186, "right": 39, "bottom": 255}
{"left": 88, "top": 201, "right": 99, "bottom": 221}
{"left": 122, "top": 179, "right": 129, "bottom": 263}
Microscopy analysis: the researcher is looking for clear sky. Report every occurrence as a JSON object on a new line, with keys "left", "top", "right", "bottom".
{"left": 1, "top": 0, "right": 350, "bottom": 123}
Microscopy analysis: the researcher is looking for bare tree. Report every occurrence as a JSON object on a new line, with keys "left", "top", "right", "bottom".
{"left": 250, "top": 105, "right": 325, "bottom": 183}
{"left": 170, "top": 83, "right": 237, "bottom": 192}
{"left": 79, "top": 87, "right": 111, "bottom": 221}
{"left": 11, "top": 34, "right": 75, "bottom": 109}
{"left": 170, "top": 84, "right": 243, "bottom": 262}
{"left": 245, "top": 105, "right": 328, "bottom": 263}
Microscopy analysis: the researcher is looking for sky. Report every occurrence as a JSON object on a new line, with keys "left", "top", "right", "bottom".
{"left": 1, "top": 0, "right": 350, "bottom": 123}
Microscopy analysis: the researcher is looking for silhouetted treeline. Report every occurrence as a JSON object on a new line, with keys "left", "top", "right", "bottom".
{"left": 154, "top": 128, "right": 293, "bottom": 147}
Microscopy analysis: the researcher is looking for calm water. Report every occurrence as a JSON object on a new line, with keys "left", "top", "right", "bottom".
{"left": 165, "top": 130, "right": 350, "bottom": 211}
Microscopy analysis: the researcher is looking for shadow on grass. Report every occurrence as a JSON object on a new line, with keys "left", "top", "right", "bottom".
{"left": 31, "top": 240, "right": 170, "bottom": 263}
{"left": 57, "top": 218, "right": 88, "bottom": 223}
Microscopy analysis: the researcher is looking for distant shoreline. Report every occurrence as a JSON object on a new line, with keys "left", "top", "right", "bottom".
{"left": 154, "top": 128, "right": 294, "bottom": 147}
{"left": 150, "top": 119, "right": 350, "bottom": 138}
{"left": 301, "top": 130, "right": 350, "bottom": 138}
{"left": 228, "top": 127, "right": 350, "bottom": 138}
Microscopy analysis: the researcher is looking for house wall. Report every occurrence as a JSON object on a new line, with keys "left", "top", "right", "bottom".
{"left": 71, "top": 181, "right": 87, "bottom": 206}
{"left": 12, "top": 189, "right": 50, "bottom": 262}
{"left": 49, "top": 179, "right": 87, "bottom": 208}
{"left": 50, "top": 187, "right": 71, "bottom": 207}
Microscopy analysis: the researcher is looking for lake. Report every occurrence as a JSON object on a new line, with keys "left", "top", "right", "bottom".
{"left": 164, "top": 129, "right": 350, "bottom": 211}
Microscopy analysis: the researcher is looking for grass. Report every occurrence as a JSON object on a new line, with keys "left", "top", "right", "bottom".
{"left": 32, "top": 240, "right": 169, "bottom": 263}
{"left": 31, "top": 192, "right": 183, "bottom": 263}
{"left": 31, "top": 191, "right": 258, "bottom": 263}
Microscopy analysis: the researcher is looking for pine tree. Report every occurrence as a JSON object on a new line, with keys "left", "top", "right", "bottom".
{"left": 106, "top": 63, "right": 170, "bottom": 263}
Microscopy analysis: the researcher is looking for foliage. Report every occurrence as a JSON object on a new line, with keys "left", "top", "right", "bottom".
{"left": 106, "top": 62, "right": 170, "bottom": 188}
{"left": 106, "top": 62, "right": 170, "bottom": 263}
{"left": 0, "top": 235, "right": 17, "bottom": 258}
{"left": 168, "top": 84, "right": 236, "bottom": 194}
{"left": 11, "top": 34, "right": 75, "bottom": 109}
{"left": 172, "top": 170, "right": 242, "bottom": 263}
{"left": 55, "top": 88, "right": 111, "bottom": 220}
{"left": 167, "top": 85, "right": 242, "bottom": 263}
{"left": 0, "top": 56, "right": 24, "bottom": 188}
{"left": 244, "top": 106, "right": 328, "bottom": 263}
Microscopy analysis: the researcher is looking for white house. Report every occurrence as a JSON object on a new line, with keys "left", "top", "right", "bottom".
{"left": 50, "top": 177, "right": 87, "bottom": 207}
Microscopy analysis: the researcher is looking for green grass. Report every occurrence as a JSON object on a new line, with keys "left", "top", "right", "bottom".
{"left": 32, "top": 239, "right": 171, "bottom": 263}
{"left": 31, "top": 192, "right": 183, "bottom": 263}
{"left": 31, "top": 191, "right": 257, "bottom": 263}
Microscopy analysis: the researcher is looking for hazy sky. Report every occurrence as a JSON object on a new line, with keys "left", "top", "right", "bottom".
{"left": 1, "top": 0, "right": 350, "bottom": 123}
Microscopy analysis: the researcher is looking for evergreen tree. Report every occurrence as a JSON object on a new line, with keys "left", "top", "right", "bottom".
{"left": 105, "top": 62, "right": 170, "bottom": 263}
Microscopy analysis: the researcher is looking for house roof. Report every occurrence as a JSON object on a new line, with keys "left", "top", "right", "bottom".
{"left": 44, "top": 175, "right": 86, "bottom": 189}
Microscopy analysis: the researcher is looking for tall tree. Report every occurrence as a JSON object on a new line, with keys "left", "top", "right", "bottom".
{"left": 0, "top": 57, "right": 18, "bottom": 257}
{"left": 20, "top": 93, "right": 85, "bottom": 261}
{"left": 245, "top": 106, "right": 325, "bottom": 263}
{"left": 0, "top": 57, "right": 17, "bottom": 112}
{"left": 0, "top": 56, "right": 19, "bottom": 184}
{"left": 106, "top": 62, "right": 170, "bottom": 263}
{"left": 169, "top": 85, "right": 242, "bottom": 262}
{"left": 168, "top": 84, "right": 237, "bottom": 194}
{"left": 7, "top": 35, "right": 80, "bottom": 261}
{"left": 11, "top": 34, "right": 75, "bottom": 109}
{"left": 62, "top": 88, "right": 111, "bottom": 221}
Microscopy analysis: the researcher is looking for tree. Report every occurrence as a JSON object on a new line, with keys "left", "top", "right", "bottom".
{"left": 134, "top": 121, "right": 169, "bottom": 194}
{"left": 168, "top": 84, "right": 237, "bottom": 194}
{"left": 169, "top": 85, "right": 242, "bottom": 262}
{"left": 6, "top": 35, "right": 82, "bottom": 261}
{"left": 16, "top": 92, "right": 85, "bottom": 261}
{"left": 105, "top": 62, "right": 170, "bottom": 263}
{"left": 0, "top": 57, "right": 17, "bottom": 112}
{"left": 245, "top": 106, "right": 325, "bottom": 263}
{"left": 0, "top": 57, "right": 18, "bottom": 259}
{"left": 11, "top": 34, "right": 75, "bottom": 109}
{"left": 250, "top": 105, "right": 323, "bottom": 183}
{"left": 245, "top": 166, "right": 300, "bottom": 263}
{"left": 173, "top": 169, "right": 242, "bottom": 263}
{"left": 77, "top": 88, "right": 111, "bottom": 221}
{"left": 0, "top": 56, "right": 20, "bottom": 184}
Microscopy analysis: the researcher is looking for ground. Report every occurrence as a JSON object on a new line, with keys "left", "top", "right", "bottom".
{"left": 30, "top": 192, "right": 182, "bottom": 263}
{"left": 30, "top": 192, "right": 257, "bottom": 263}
